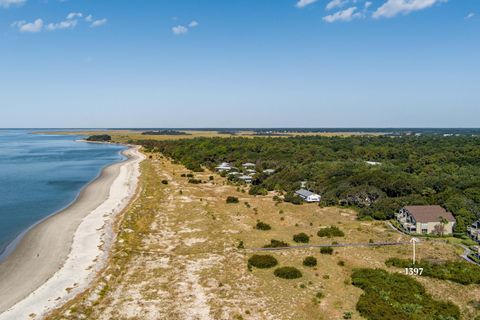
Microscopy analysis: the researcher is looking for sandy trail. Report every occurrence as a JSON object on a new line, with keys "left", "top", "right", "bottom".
{"left": 0, "top": 146, "right": 144, "bottom": 320}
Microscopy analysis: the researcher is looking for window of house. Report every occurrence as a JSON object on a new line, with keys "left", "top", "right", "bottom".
{"left": 421, "top": 223, "right": 428, "bottom": 234}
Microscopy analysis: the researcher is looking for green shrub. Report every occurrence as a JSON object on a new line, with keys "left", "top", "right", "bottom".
{"left": 188, "top": 178, "right": 202, "bottom": 184}
{"left": 226, "top": 196, "right": 239, "bottom": 204}
{"left": 274, "top": 267, "right": 302, "bottom": 279}
{"left": 263, "top": 239, "right": 289, "bottom": 248}
{"left": 317, "top": 226, "right": 345, "bottom": 238}
{"left": 161, "top": 180, "right": 168, "bottom": 185}
{"left": 320, "top": 247, "right": 334, "bottom": 255}
{"left": 284, "top": 192, "right": 303, "bottom": 205}
{"left": 293, "top": 232, "right": 310, "bottom": 243}
{"left": 351, "top": 268, "right": 460, "bottom": 320}
{"left": 186, "top": 173, "right": 194, "bottom": 178}
{"left": 237, "top": 240, "right": 244, "bottom": 249}
{"left": 303, "top": 256, "right": 317, "bottom": 267}
{"left": 343, "top": 312, "right": 353, "bottom": 319}
{"left": 248, "top": 255, "right": 278, "bottom": 269}
{"left": 385, "top": 257, "right": 480, "bottom": 285}
{"left": 255, "top": 222, "right": 272, "bottom": 230}
{"left": 249, "top": 185, "right": 268, "bottom": 196}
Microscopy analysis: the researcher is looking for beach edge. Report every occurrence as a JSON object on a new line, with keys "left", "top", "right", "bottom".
{"left": 0, "top": 145, "right": 145, "bottom": 319}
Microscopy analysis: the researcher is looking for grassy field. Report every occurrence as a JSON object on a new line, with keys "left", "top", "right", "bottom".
{"left": 45, "top": 148, "right": 479, "bottom": 320}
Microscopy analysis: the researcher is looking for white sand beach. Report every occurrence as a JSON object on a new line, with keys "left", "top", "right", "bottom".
{"left": 0, "top": 146, "right": 144, "bottom": 320}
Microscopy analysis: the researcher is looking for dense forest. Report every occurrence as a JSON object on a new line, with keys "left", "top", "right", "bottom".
{"left": 138, "top": 135, "right": 480, "bottom": 235}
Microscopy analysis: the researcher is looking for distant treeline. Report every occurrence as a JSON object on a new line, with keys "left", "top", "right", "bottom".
{"left": 86, "top": 135, "right": 111, "bottom": 142}
{"left": 108, "top": 127, "right": 480, "bottom": 136}
{"left": 138, "top": 136, "right": 480, "bottom": 234}
{"left": 141, "top": 130, "right": 190, "bottom": 136}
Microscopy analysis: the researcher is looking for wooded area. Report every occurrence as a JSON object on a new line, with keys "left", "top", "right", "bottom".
{"left": 138, "top": 135, "right": 480, "bottom": 235}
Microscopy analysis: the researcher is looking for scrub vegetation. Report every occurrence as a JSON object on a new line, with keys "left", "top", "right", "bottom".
{"left": 139, "top": 135, "right": 480, "bottom": 235}
{"left": 386, "top": 257, "right": 480, "bottom": 285}
{"left": 351, "top": 268, "right": 461, "bottom": 320}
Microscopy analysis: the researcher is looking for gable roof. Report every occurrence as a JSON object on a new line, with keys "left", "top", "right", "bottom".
{"left": 295, "top": 189, "right": 319, "bottom": 198}
{"left": 404, "top": 205, "right": 456, "bottom": 223}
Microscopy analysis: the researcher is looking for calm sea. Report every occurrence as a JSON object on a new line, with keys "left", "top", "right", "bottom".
{"left": 0, "top": 130, "right": 126, "bottom": 260}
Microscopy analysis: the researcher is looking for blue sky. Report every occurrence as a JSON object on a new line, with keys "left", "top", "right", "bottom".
{"left": 0, "top": 0, "right": 479, "bottom": 128}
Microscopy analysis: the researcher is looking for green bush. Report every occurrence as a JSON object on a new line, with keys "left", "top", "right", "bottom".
{"left": 188, "top": 178, "right": 202, "bottom": 184}
{"left": 385, "top": 257, "right": 480, "bottom": 285}
{"left": 256, "top": 222, "right": 272, "bottom": 230}
{"left": 263, "top": 239, "right": 289, "bottom": 248}
{"left": 186, "top": 173, "right": 194, "bottom": 178}
{"left": 226, "top": 196, "right": 239, "bottom": 204}
{"left": 320, "top": 247, "right": 334, "bottom": 255}
{"left": 284, "top": 192, "right": 303, "bottom": 205}
{"left": 293, "top": 232, "right": 310, "bottom": 243}
{"left": 274, "top": 267, "right": 302, "bottom": 279}
{"left": 249, "top": 185, "right": 268, "bottom": 196}
{"left": 248, "top": 255, "right": 278, "bottom": 269}
{"left": 273, "top": 195, "right": 282, "bottom": 202}
{"left": 351, "top": 268, "right": 460, "bottom": 320}
{"left": 303, "top": 256, "right": 317, "bottom": 267}
{"left": 161, "top": 180, "right": 168, "bottom": 185}
{"left": 317, "top": 226, "right": 345, "bottom": 238}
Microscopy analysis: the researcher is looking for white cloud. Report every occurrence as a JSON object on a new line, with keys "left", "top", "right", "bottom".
{"left": 296, "top": 0, "right": 318, "bottom": 8}
{"left": 0, "top": 0, "right": 25, "bottom": 8}
{"left": 66, "top": 12, "right": 82, "bottom": 20}
{"left": 373, "top": 0, "right": 446, "bottom": 19}
{"left": 85, "top": 14, "right": 93, "bottom": 22}
{"left": 323, "top": 6, "right": 362, "bottom": 22}
{"left": 188, "top": 20, "right": 199, "bottom": 28}
{"left": 365, "top": 1, "right": 372, "bottom": 9}
{"left": 11, "top": 18, "right": 43, "bottom": 32}
{"left": 326, "top": 0, "right": 349, "bottom": 10}
{"left": 465, "top": 12, "right": 475, "bottom": 20}
{"left": 46, "top": 18, "right": 77, "bottom": 31}
{"left": 90, "top": 18, "right": 107, "bottom": 28}
{"left": 172, "top": 25, "right": 188, "bottom": 35}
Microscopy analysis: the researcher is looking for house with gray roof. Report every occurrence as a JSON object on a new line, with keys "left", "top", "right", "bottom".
{"left": 295, "top": 189, "right": 321, "bottom": 203}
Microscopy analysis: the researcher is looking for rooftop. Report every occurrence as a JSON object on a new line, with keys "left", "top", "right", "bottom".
{"left": 404, "top": 205, "right": 456, "bottom": 223}
{"left": 295, "top": 189, "right": 318, "bottom": 198}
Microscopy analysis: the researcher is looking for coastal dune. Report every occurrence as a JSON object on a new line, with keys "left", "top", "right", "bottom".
{"left": 0, "top": 146, "right": 144, "bottom": 319}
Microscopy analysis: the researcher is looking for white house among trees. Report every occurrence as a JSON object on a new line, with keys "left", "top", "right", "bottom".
{"left": 295, "top": 189, "right": 321, "bottom": 203}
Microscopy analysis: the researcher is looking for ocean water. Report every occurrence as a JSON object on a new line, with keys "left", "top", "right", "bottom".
{"left": 0, "top": 130, "right": 126, "bottom": 260}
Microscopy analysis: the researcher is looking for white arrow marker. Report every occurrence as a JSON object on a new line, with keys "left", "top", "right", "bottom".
{"left": 410, "top": 237, "right": 419, "bottom": 264}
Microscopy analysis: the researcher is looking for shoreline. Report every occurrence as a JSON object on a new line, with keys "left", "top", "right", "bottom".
{"left": 0, "top": 145, "right": 144, "bottom": 319}
{"left": 0, "top": 146, "right": 127, "bottom": 263}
